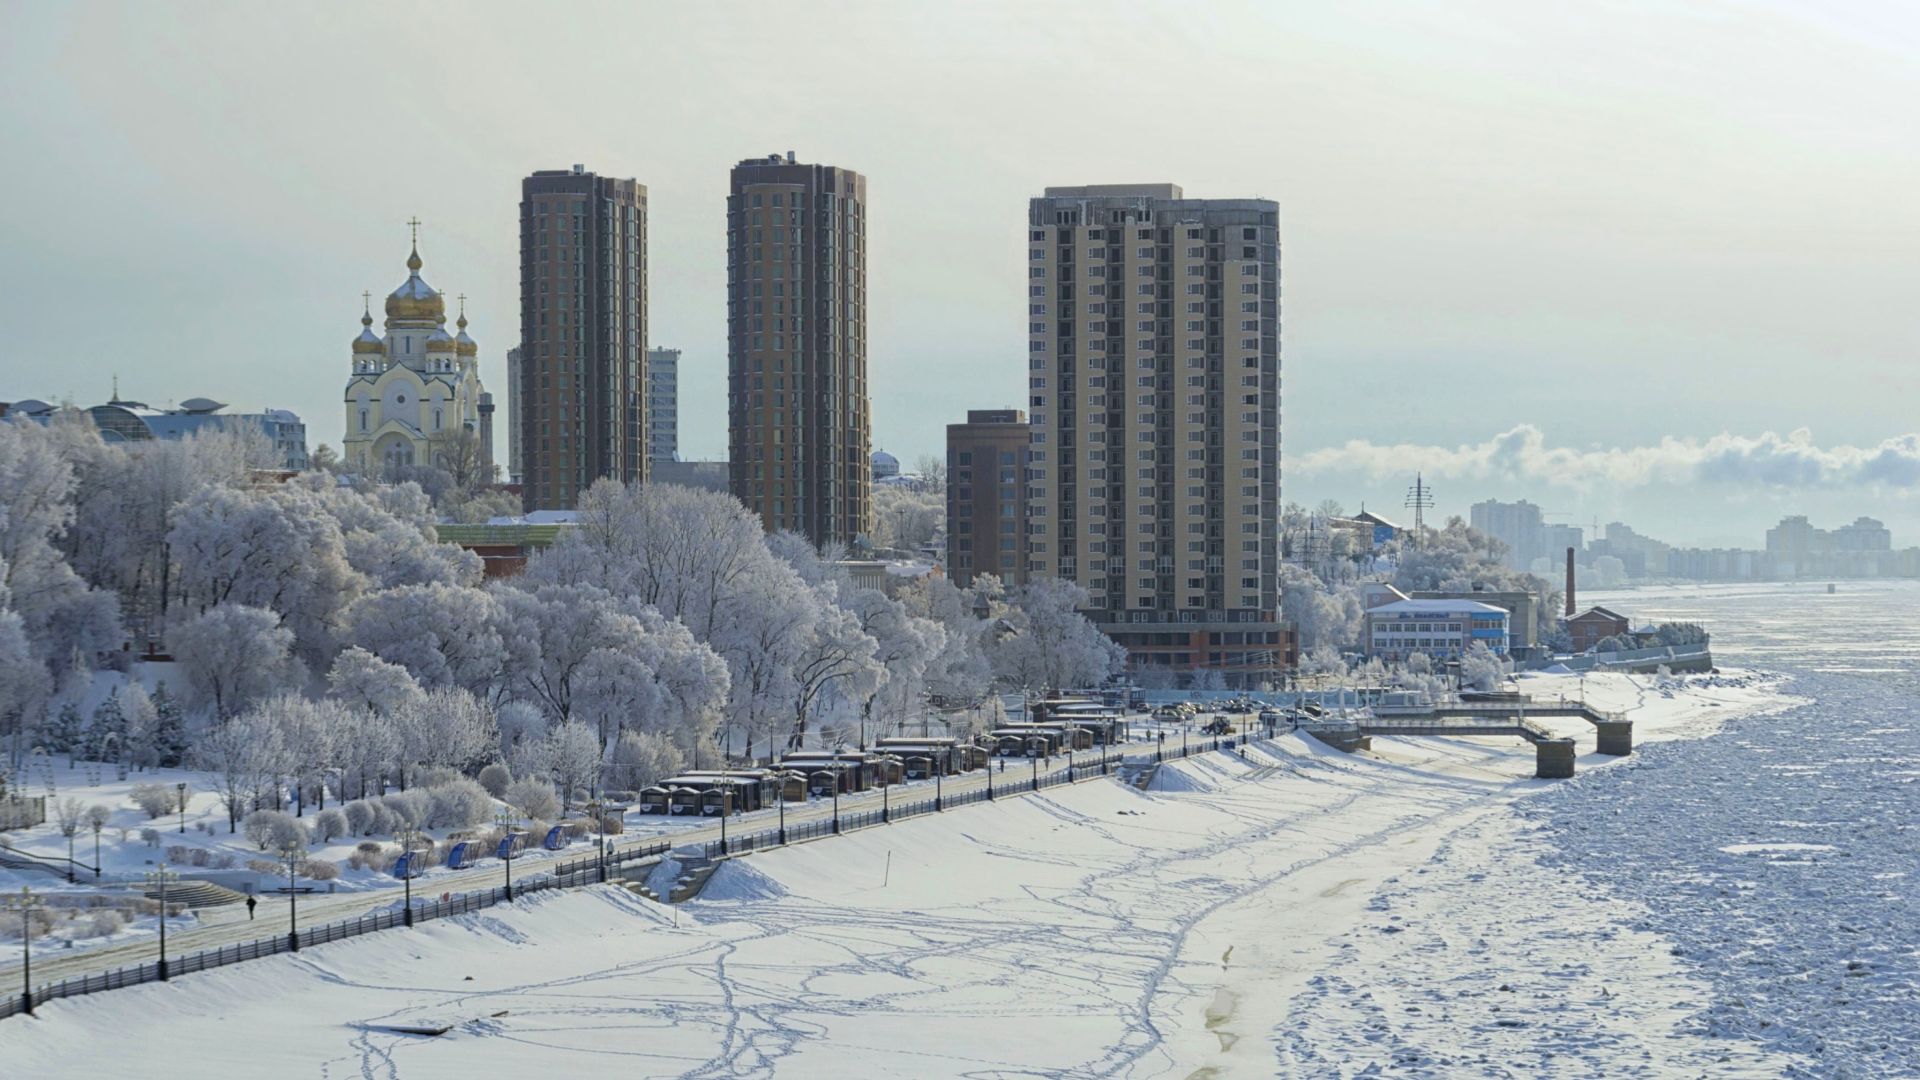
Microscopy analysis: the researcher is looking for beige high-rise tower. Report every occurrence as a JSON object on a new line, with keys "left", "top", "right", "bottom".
{"left": 1025, "top": 185, "right": 1291, "bottom": 684}
{"left": 727, "top": 153, "right": 871, "bottom": 547}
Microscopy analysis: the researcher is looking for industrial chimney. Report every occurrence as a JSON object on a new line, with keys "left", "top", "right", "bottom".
{"left": 1565, "top": 547, "right": 1576, "bottom": 617}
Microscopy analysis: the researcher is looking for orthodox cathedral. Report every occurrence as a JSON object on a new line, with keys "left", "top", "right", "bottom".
{"left": 343, "top": 226, "right": 492, "bottom": 475}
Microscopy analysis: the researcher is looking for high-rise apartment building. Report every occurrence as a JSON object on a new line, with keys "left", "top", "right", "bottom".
{"left": 727, "top": 152, "right": 871, "bottom": 547}
{"left": 1025, "top": 185, "right": 1287, "bottom": 683}
{"left": 946, "top": 409, "right": 1031, "bottom": 588}
{"left": 519, "top": 165, "right": 649, "bottom": 511}
{"left": 647, "top": 346, "right": 679, "bottom": 464}
{"left": 1470, "top": 499, "right": 1545, "bottom": 570}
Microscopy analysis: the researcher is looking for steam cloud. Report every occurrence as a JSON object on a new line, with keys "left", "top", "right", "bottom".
{"left": 1295, "top": 426, "right": 1920, "bottom": 491}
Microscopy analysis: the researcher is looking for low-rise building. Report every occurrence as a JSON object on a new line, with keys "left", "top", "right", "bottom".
{"left": 1411, "top": 588, "right": 1540, "bottom": 654}
{"left": 7, "top": 396, "right": 309, "bottom": 471}
{"left": 1567, "top": 606, "right": 1631, "bottom": 653}
{"left": 1364, "top": 598, "right": 1510, "bottom": 663}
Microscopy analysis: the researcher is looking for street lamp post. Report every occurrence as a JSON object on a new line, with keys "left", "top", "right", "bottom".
{"left": 1030, "top": 753, "right": 1038, "bottom": 792}
{"left": 176, "top": 782, "right": 188, "bottom": 834}
{"left": 399, "top": 828, "right": 418, "bottom": 927}
{"left": 495, "top": 807, "right": 518, "bottom": 901}
{"left": 7, "top": 887, "right": 44, "bottom": 1015}
{"left": 831, "top": 770, "right": 842, "bottom": 834}
{"left": 715, "top": 788, "right": 730, "bottom": 854}
{"left": 934, "top": 765, "right": 943, "bottom": 811}
{"left": 90, "top": 817, "right": 103, "bottom": 877}
{"left": 145, "top": 864, "right": 179, "bottom": 980}
{"left": 278, "top": 841, "right": 306, "bottom": 953}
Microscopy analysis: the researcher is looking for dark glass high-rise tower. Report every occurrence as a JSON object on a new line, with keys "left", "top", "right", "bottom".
{"left": 519, "top": 165, "right": 648, "bottom": 510}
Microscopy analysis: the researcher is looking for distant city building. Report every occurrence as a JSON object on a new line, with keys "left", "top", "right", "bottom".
{"left": 6, "top": 395, "right": 309, "bottom": 471}
{"left": 871, "top": 449, "right": 899, "bottom": 481}
{"left": 1024, "top": 184, "right": 1288, "bottom": 683}
{"left": 1469, "top": 499, "right": 1544, "bottom": 571}
{"left": 1541, "top": 522, "right": 1584, "bottom": 560}
{"left": 343, "top": 230, "right": 490, "bottom": 477}
{"left": 1832, "top": 516, "right": 1891, "bottom": 552}
{"left": 647, "top": 347, "right": 679, "bottom": 464}
{"left": 520, "top": 165, "right": 650, "bottom": 511}
{"left": 945, "top": 409, "right": 1030, "bottom": 588}
{"left": 1364, "top": 598, "right": 1510, "bottom": 663}
{"left": 727, "top": 152, "right": 871, "bottom": 547}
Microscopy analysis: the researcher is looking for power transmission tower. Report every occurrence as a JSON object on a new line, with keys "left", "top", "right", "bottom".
{"left": 1404, "top": 473, "right": 1435, "bottom": 533}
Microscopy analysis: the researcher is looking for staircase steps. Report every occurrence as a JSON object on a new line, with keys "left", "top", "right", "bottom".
{"left": 143, "top": 880, "right": 248, "bottom": 908}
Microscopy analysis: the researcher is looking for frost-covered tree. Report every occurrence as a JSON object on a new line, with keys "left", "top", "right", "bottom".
{"left": 194, "top": 713, "right": 283, "bottom": 833}
{"left": 538, "top": 719, "right": 601, "bottom": 812}
{"left": 344, "top": 583, "right": 503, "bottom": 698}
{"left": 605, "top": 730, "right": 684, "bottom": 792}
{"left": 393, "top": 687, "right": 497, "bottom": 784}
{"left": 167, "top": 604, "right": 293, "bottom": 720}
{"left": 325, "top": 646, "right": 425, "bottom": 717}
{"left": 0, "top": 418, "right": 123, "bottom": 683}
{"left": 148, "top": 682, "right": 187, "bottom": 767}
{"left": 785, "top": 596, "right": 882, "bottom": 750}
{"left": 117, "top": 682, "right": 159, "bottom": 771}
{"left": 984, "top": 578, "right": 1125, "bottom": 696}
{"left": 167, "top": 483, "right": 365, "bottom": 663}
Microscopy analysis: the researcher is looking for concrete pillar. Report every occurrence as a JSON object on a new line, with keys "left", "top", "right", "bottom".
{"left": 1594, "top": 720, "right": 1633, "bottom": 756}
{"left": 1535, "top": 738, "right": 1576, "bottom": 779}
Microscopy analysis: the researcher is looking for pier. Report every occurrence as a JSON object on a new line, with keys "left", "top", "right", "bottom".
{"left": 1307, "top": 696, "right": 1628, "bottom": 778}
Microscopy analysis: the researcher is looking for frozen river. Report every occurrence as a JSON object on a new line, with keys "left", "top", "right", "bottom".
{"left": 1546, "top": 582, "right": 1920, "bottom": 1076}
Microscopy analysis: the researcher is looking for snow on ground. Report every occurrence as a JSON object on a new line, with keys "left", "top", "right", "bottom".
{"left": 4, "top": 671, "right": 1806, "bottom": 1078}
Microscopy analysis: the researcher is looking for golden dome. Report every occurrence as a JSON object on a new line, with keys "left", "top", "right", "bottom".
{"left": 351, "top": 301, "right": 384, "bottom": 354}
{"left": 384, "top": 242, "right": 445, "bottom": 324}
{"left": 455, "top": 299, "right": 477, "bottom": 355}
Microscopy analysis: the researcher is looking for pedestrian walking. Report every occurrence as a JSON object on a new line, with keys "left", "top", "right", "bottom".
{"left": 245, "top": 895, "right": 257, "bottom": 921}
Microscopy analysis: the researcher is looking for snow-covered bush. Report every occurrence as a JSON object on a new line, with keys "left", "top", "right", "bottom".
{"left": 504, "top": 777, "right": 560, "bottom": 823}
{"left": 310, "top": 808, "right": 349, "bottom": 843}
{"left": 299, "top": 859, "right": 339, "bottom": 882}
{"left": 88, "top": 909, "right": 126, "bottom": 938}
{"left": 413, "top": 765, "right": 461, "bottom": 791}
{"left": 343, "top": 799, "right": 375, "bottom": 836}
{"left": 140, "top": 828, "right": 160, "bottom": 848}
{"left": 246, "top": 859, "right": 280, "bottom": 876}
{"left": 365, "top": 801, "right": 396, "bottom": 837}
{"left": 425, "top": 778, "right": 492, "bottom": 831}
{"left": 241, "top": 809, "right": 307, "bottom": 851}
{"left": 477, "top": 762, "right": 511, "bottom": 798}
{"left": 131, "top": 783, "right": 175, "bottom": 820}
{"left": 380, "top": 790, "right": 429, "bottom": 830}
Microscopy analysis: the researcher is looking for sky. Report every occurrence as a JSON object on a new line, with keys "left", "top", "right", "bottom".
{"left": 1, "top": 0, "right": 1915, "bottom": 548}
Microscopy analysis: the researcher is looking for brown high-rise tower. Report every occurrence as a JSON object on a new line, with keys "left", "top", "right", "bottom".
{"left": 727, "top": 153, "right": 871, "bottom": 547}
{"left": 519, "top": 165, "right": 649, "bottom": 511}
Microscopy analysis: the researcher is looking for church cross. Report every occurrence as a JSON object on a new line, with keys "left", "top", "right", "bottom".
{"left": 407, "top": 216, "right": 422, "bottom": 245}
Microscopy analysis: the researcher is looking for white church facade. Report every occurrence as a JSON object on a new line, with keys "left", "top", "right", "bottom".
{"left": 343, "top": 229, "right": 491, "bottom": 476}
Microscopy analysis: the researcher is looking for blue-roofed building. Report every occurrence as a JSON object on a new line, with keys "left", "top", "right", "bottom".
{"left": 5, "top": 396, "right": 308, "bottom": 470}
{"left": 1363, "top": 598, "right": 1510, "bottom": 663}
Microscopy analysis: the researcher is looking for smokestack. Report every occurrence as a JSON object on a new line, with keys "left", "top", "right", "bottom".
{"left": 1565, "top": 547, "right": 1576, "bottom": 617}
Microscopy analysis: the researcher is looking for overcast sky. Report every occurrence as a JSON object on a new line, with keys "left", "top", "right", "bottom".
{"left": 2, "top": 1, "right": 1914, "bottom": 546}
